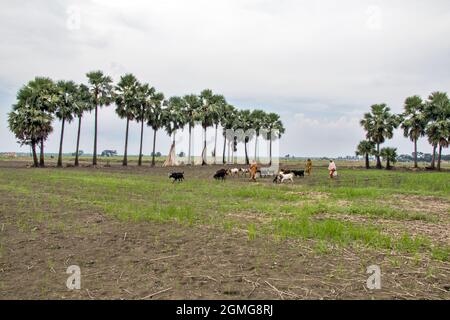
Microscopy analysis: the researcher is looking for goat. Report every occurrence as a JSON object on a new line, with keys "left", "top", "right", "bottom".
{"left": 214, "top": 169, "right": 228, "bottom": 180}
{"left": 169, "top": 172, "right": 184, "bottom": 182}
{"left": 229, "top": 168, "right": 240, "bottom": 176}
{"left": 274, "top": 172, "right": 294, "bottom": 183}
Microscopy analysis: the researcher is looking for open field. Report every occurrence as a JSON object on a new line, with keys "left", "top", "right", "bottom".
{"left": 0, "top": 159, "right": 449, "bottom": 299}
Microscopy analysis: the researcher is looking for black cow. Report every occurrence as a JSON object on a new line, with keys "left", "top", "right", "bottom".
{"left": 169, "top": 172, "right": 184, "bottom": 182}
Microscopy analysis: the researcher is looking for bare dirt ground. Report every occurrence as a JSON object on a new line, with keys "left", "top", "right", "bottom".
{"left": 0, "top": 160, "right": 449, "bottom": 299}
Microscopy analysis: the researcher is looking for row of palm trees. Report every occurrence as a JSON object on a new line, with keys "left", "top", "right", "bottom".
{"left": 356, "top": 92, "right": 450, "bottom": 170}
{"left": 8, "top": 71, "right": 285, "bottom": 168}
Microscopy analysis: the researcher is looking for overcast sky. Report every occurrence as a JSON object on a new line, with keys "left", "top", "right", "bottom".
{"left": 1, "top": 0, "right": 449, "bottom": 158}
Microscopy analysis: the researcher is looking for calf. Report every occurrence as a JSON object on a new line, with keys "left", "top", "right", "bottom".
{"left": 169, "top": 172, "right": 184, "bottom": 182}
{"left": 214, "top": 169, "right": 228, "bottom": 180}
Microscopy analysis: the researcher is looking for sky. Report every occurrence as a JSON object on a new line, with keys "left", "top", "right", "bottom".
{"left": 1, "top": 0, "right": 450, "bottom": 158}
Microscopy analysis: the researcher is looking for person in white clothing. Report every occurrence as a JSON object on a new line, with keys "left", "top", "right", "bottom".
{"left": 328, "top": 160, "right": 337, "bottom": 178}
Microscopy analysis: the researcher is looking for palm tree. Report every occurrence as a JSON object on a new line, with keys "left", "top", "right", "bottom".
{"left": 15, "top": 77, "right": 57, "bottom": 167}
{"left": 401, "top": 95, "right": 426, "bottom": 168}
{"left": 427, "top": 120, "right": 449, "bottom": 171}
{"left": 250, "top": 109, "right": 266, "bottom": 162}
{"left": 198, "top": 89, "right": 216, "bottom": 165}
{"left": 55, "top": 80, "right": 78, "bottom": 167}
{"left": 146, "top": 92, "right": 166, "bottom": 167}
{"left": 262, "top": 112, "right": 285, "bottom": 166}
{"left": 73, "top": 84, "right": 92, "bottom": 166}
{"left": 115, "top": 74, "right": 140, "bottom": 166}
{"left": 163, "top": 96, "right": 186, "bottom": 166}
{"left": 8, "top": 107, "right": 53, "bottom": 167}
{"left": 182, "top": 94, "right": 201, "bottom": 165}
{"left": 220, "top": 104, "right": 237, "bottom": 164}
{"left": 235, "top": 110, "right": 254, "bottom": 165}
{"left": 355, "top": 140, "right": 376, "bottom": 169}
{"left": 425, "top": 92, "right": 450, "bottom": 170}
{"left": 211, "top": 94, "right": 227, "bottom": 164}
{"left": 136, "top": 83, "right": 156, "bottom": 166}
{"left": 86, "top": 71, "right": 113, "bottom": 166}
{"left": 360, "top": 104, "right": 400, "bottom": 169}
{"left": 380, "top": 147, "right": 398, "bottom": 170}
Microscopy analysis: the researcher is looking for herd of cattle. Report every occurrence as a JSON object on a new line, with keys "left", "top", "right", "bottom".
{"left": 168, "top": 167, "right": 305, "bottom": 183}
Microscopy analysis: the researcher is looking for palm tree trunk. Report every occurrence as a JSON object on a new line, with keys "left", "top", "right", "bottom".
{"left": 269, "top": 139, "right": 273, "bottom": 166}
{"left": 365, "top": 153, "right": 369, "bottom": 169}
{"left": 386, "top": 158, "right": 390, "bottom": 170}
{"left": 138, "top": 119, "right": 144, "bottom": 166}
{"left": 254, "top": 134, "right": 259, "bottom": 162}
{"left": 244, "top": 139, "right": 249, "bottom": 165}
{"left": 93, "top": 99, "right": 98, "bottom": 166}
{"left": 75, "top": 116, "right": 82, "bottom": 166}
{"left": 39, "top": 138, "right": 45, "bottom": 167}
{"left": 222, "top": 133, "right": 226, "bottom": 164}
{"left": 431, "top": 144, "right": 437, "bottom": 169}
{"left": 413, "top": 138, "right": 418, "bottom": 168}
{"left": 376, "top": 143, "right": 381, "bottom": 169}
{"left": 437, "top": 143, "right": 442, "bottom": 171}
{"left": 123, "top": 118, "right": 130, "bottom": 166}
{"left": 188, "top": 125, "right": 192, "bottom": 165}
{"left": 57, "top": 117, "right": 65, "bottom": 167}
{"left": 151, "top": 128, "right": 157, "bottom": 167}
{"left": 31, "top": 141, "right": 38, "bottom": 167}
{"left": 202, "top": 127, "right": 207, "bottom": 166}
{"left": 213, "top": 124, "right": 218, "bottom": 164}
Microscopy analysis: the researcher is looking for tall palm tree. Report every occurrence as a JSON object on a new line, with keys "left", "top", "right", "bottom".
{"left": 198, "top": 89, "right": 216, "bottom": 165}
{"left": 220, "top": 104, "right": 237, "bottom": 164}
{"left": 55, "top": 80, "right": 78, "bottom": 167}
{"left": 163, "top": 96, "right": 186, "bottom": 166}
{"left": 401, "top": 95, "right": 426, "bottom": 168}
{"left": 182, "top": 94, "right": 201, "bottom": 165}
{"left": 355, "top": 140, "right": 376, "bottom": 169}
{"left": 136, "top": 83, "right": 156, "bottom": 166}
{"left": 380, "top": 147, "right": 398, "bottom": 170}
{"left": 73, "top": 84, "right": 92, "bottom": 166}
{"left": 262, "top": 112, "right": 285, "bottom": 166}
{"left": 425, "top": 92, "right": 450, "bottom": 169}
{"left": 360, "top": 104, "right": 400, "bottom": 169}
{"left": 8, "top": 107, "right": 53, "bottom": 167}
{"left": 235, "top": 110, "right": 254, "bottom": 165}
{"left": 15, "top": 77, "right": 57, "bottom": 167}
{"left": 250, "top": 109, "right": 266, "bottom": 162}
{"left": 427, "top": 120, "right": 450, "bottom": 171}
{"left": 146, "top": 92, "right": 166, "bottom": 167}
{"left": 115, "top": 74, "right": 140, "bottom": 166}
{"left": 210, "top": 94, "right": 227, "bottom": 164}
{"left": 86, "top": 71, "right": 113, "bottom": 166}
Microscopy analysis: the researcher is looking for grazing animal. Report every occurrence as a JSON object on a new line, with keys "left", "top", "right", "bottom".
{"left": 291, "top": 170, "right": 305, "bottom": 177}
{"left": 239, "top": 168, "right": 250, "bottom": 176}
{"left": 214, "top": 169, "right": 228, "bottom": 180}
{"left": 278, "top": 172, "right": 294, "bottom": 183}
{"left": 229, "top": 168, "right": 240, "bottom": 176}
{"left": 280, "top": 169, "right": 304, "bottom": 177}
{"left": 169, "top": 172, "right": 184, "bottom": 182}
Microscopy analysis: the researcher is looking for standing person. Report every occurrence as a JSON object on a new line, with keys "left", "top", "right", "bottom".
{"left": 249, "top": 161, "right": 258, "bottom": 181}
{"left": 305, "top": 158, "right": 313, "bottom": 175}
{"left": 328, "top": 160, "right": 337, "bottom": 178}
